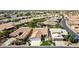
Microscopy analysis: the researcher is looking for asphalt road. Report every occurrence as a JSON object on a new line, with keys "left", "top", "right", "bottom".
{"left": 60, "top": 18, "right": 79, "bottom": 40}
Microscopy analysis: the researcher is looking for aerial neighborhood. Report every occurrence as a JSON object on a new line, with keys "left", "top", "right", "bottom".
{"left": 0, "top": 10, "right": 79, "bottom": 47}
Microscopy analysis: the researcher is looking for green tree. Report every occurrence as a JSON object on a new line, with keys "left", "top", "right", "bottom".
{"left": 25, "top": 13, "right": 31, "bottom": 16}
{"left": 67, "top": 33, "right": 77, "bottom": 43}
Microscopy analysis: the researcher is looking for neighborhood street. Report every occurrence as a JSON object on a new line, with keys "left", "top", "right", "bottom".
{"left": 60, "top": 17, "right": 79, "bottom": 39}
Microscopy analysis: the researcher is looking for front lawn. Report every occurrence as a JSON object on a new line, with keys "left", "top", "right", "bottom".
{"left": 40, "top": 39, "right": 55, "bottom": 46}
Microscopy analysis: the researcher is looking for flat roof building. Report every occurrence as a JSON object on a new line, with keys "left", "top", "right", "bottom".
{"left": 50, "top": 28, "right": 68, "bottom": 41}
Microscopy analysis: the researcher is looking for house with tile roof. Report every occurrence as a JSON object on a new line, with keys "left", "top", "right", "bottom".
{"left": 30, "top": 28, "right": 48, "bottom": 46}
{"left": 9, "top": 27, "right": 32, "bottom": 40}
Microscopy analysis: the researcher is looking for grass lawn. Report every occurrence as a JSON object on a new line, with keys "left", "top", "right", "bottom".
{"left": 40, "top": 39, "right": 55, "bottom": 46}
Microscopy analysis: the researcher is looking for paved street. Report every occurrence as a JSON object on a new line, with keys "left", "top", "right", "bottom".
{"left": 60, "top": 17, "right": 79, "bottom": 39}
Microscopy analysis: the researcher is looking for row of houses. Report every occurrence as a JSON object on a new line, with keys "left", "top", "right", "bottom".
{"left": 1, "top": 26, "right": 68, "bottom": 47}
{"left": 0, "top": 19, "right": 9, "bottom": 24}
{"left": 0, "top": 16, "right": 51, "bottom": 32}
{"left": 0, "top": 18, "right": 33, "bottom": 32}
{"left": 67, "top": 14, "right": 79, "bottom": 34}
{"left": 1, "top": 27, "right": 48, "bottom": 46}
{"left": 12, "top": 16, "right": 31, "bottom": 19}
{"left": 0, "top": 22, "right": 15, "bottom": 31}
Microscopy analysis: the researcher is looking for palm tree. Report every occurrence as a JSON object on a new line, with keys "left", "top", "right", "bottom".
{"left": 41, "top": 35, "right": 45, "bottom": 42}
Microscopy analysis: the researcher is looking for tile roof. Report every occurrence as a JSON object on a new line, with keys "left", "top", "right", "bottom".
{"left": 30, "top": 28, "right": 48, "bottom": 38}
{"left": 9, "top": 27, "right": 32, "bottom": 39}
{"left": 0, "top": 22, "right": 15, "bottom": 31}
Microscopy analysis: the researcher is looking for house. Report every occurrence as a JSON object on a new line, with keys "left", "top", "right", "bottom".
{"left": 42, "top": 17, "right": 58, "bottom": 26}
{"left": 71, "top": 25, "right": 79, "bottom": 34}
{"left": 15, "top": 18, "right": 33, "bottom": 25}
{"left": 11, "top": 15, "right": 17, "bottom": 19}
{"left": 0, "top": 22, "right": 15, "bottom": 31}
{"left": 9, "top": 27, "right": 32, "bottom": 40}
{"left": 69, "top": 21, "right": 79, "bottom": 25}
{"left": 0, "top": 19, "right": 8, "bottom": 24}
{"left": 49, "top": 28, "right": 68, "bottom": 41}
{"left": 16, "top": 16, "right": 31, "bottom": 20}
{"left": 49, "top": 28, "right": 68, "bottom": 47}
{"left": 29, "top": 28, "right": 48, "bottom": 46}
